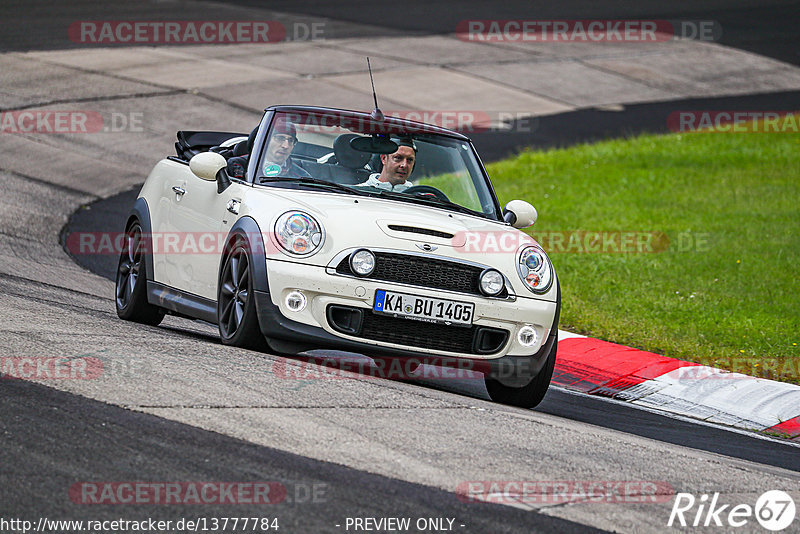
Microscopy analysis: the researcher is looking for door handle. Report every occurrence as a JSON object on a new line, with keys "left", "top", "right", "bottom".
{"left": 172, "top": 186, "right": 186, "bottom": 195}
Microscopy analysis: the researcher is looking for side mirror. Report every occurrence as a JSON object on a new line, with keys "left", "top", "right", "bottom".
{"left": 503, "top": 200, "right": 537, "bottom": 228}
{"left": 189, "top": 151, "right": 231, "bottom": 193}
{"left": 190, "top": 152, "right": 227, "bottom": 181}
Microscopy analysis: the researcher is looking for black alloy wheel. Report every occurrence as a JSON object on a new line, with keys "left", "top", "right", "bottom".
{"left": 218, "top": 240, "right": 265, "bottom": 349}
{"left": 115, "top": 222, "right": 164, "bottom": 325}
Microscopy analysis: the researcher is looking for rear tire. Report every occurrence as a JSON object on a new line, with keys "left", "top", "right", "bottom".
{"left": 218, "top": 238, "right": 267, "bottom": 350}
{"left": 485, "top": 334, "right": 557, "bottom": 409}
{"left": 115, "top": 222, "right": 164, "bottom": 326}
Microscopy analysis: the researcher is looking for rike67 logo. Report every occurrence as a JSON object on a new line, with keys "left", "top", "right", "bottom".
{"left": 668, "top": 490, "right": 796, "bottom": 531}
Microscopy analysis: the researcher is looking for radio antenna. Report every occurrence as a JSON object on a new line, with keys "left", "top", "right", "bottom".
{"left": 367, "top": 57, "right": 384, "bottom": 121}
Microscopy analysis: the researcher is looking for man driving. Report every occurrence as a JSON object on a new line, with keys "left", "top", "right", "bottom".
{"left": 357, "top": 137, "right": 416, "bottom": 192}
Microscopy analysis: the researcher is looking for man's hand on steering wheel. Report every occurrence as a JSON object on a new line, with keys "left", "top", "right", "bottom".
{"left": 403, "top": 185, "right": 450, "bottom": 202}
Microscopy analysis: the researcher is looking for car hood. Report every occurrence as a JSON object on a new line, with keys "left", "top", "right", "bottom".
{"left": 241, "top": 188, "right": 552, "bottom": 299}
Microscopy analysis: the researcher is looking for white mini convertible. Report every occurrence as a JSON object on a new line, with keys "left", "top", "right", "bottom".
{"left": 116, "top": 106, "right": 560, "bottom": 408}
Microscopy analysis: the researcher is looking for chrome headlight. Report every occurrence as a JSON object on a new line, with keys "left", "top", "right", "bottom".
{"left": 275, "top": 211, "right": 324, "bottom": 256}
{"left": 517, "top": 246, "right": 553, "bottom": 294}
{"left": 479, "top": 268, "right": 504, "bottom": 296}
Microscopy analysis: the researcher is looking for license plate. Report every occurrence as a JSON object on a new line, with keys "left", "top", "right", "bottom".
{"left": 373, "top": 290, "right": 474, "bottom": 326}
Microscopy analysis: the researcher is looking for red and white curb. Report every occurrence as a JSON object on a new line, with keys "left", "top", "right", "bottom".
{"left": 555, "top": 330, "right": 800, "bottom": 441}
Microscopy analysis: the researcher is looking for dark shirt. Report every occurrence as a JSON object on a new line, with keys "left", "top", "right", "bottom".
{"left": 268, "top": 158, "right": 311, "bottom": 179}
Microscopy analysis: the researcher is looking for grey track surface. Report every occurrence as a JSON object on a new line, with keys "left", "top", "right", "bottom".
{"left": 2, "top": 2, "right": 800, "bottom": 533}
{"left": 224, "top": 0, "right": 800, "bottom": 65}
{"left": 3, "top": 0, "right": 798, "bottom": 67}
{"left": 66, "top": 182, "right": 800, "bottom": 474}
{"left": 0, "top": 379, "right": 601, "bottom": 533}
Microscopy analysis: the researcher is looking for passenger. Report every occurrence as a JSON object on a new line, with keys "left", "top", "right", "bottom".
{"left": 260, "top": 118, "right": 310, "bottom": 179}
{"left": 227, "top": 118, "right": 310, "bottom": 180}
{"left": 357, "top": 137, "right": 416, "bottom": 192}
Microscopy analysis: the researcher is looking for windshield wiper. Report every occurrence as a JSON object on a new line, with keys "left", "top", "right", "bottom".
{"left": 373, "top": 189, "right": 489, "bottom": 219}
{"left": 259, "top": 176, "right": 368, "bottom": 196}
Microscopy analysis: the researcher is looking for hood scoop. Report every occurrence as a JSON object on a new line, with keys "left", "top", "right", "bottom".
{"left": 387, "top": 224, "right": 454, "bottom": 239}
{"left": 377, "top": 220, "right": 466, "bottom": 247}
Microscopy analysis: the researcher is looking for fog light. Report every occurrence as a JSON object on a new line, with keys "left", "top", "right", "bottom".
{"left": 349, "top": 249, "right": 376, "bottom": 276}
{"left": 285, "top": 291, "right": 307, "bottom": 312}
{"left": 517, "top": 325, "right": 539, "bottom": 347}
{"left": 479, "top": 269, "right": 504, "bottom": 296}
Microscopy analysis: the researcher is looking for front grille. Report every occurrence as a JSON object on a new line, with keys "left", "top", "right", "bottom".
{"left": 335, "top": 252, "right": 508, "bottom": 298}
{"left": 362, "top": 314, "right": 476, "bottom": 352}
{"left": 326, "top": 305, "right": 509, "bottom": 354}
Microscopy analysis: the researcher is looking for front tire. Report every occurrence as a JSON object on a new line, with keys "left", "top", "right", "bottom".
{"left": 218, "top": 238, "right": 266, "bottom": 350}
{"left": 484, "top": 334, "right": 557, "bottom": 409}
{"left": 115, "top": 222, "right": 164, "bottom": 326}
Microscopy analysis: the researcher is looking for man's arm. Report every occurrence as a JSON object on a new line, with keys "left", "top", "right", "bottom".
{"left": 289, "top": 159, "right": 312, "bottom": 178}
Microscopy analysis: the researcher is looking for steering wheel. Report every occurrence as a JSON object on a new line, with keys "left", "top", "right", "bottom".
{"left": 403, "top": 185, "right": 450, "bottom": 202}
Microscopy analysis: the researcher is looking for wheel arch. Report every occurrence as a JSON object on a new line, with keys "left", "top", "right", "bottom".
{"left": 219, "top": 216, "right": 270, "bottom": 294}
{"left": 125, "top": 197, "right": 154, "bottom": 281}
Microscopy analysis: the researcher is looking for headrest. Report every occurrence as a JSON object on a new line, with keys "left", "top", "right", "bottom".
{"left": 247, "top": 126, "right": 259, "bottom": 153}
{"left": 232, "top": 140, "right": 249, "bottom": 157}
{"left": 334, "top": 134, "right": 371, "bottom": 169}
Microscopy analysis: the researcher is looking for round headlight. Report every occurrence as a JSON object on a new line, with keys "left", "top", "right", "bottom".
{"left": 517, "top": 246, "right": 553, "bottom": 294}
{"left": 275, "top": 211, "right": 324, "bottom": 256}
{"left": 479, "top": 269, "right": 504, "bottom": 296}
{"left": 349, "top": 249, "right": 376, "bottom": 276}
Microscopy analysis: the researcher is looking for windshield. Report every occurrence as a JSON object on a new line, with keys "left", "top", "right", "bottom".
{"left": 253, "top": 110, "right": 501, "bottom": 220}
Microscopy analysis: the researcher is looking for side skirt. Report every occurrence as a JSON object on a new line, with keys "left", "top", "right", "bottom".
{"left": 147, "top": 281, "right": 217, "bottom": 324}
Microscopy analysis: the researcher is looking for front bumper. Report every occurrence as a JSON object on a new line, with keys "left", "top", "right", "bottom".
{"left": 253, "top": 260, "right": 560, "bottom": 382}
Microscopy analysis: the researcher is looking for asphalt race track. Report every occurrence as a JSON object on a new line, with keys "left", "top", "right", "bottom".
{"left": 2, "top": 379, "right": 600, "bottom": 533}
{"left": 2, "top": 2, "right": 799, "bottom": 533}
{"left": 67, "top": 183, "right": 800, "bottom": 473}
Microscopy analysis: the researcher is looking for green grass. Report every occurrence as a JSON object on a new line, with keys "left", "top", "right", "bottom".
{"left": 487, "top": 129, "right": 800, "bottom": 384}
{"left": 416, "top": 171, "right": 483, "bottom": 212}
